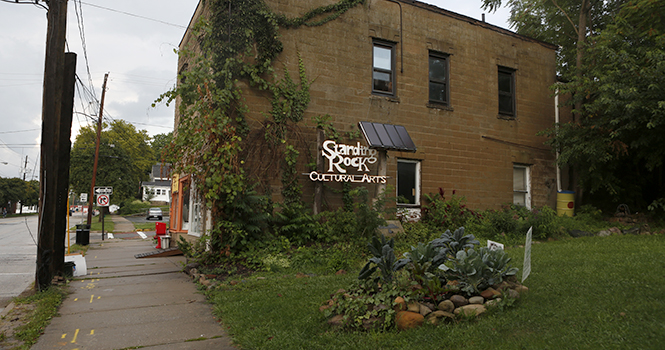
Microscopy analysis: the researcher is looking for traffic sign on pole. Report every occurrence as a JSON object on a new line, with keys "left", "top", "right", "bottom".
{"left": 94, "top": 186, "right": 113, "bottom": 195}
{"left": 96, "top": 194, "right": 110, "bottom": 207}
{"left": 80, "top": 193, "right": 88, "bottom": 203}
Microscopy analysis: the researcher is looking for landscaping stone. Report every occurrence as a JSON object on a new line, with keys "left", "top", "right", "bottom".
{"left": 514, "top": 285, "right": 529, "bottom": 294}
{"left": 328, "top": 314, "right": 344, "bottom": 327}
{"left": 469, "top": 296, "right": 484, "bottom": 305}
{"left": 507, "top": 288, "right": 520, "bottom": 299}
{"left": 609, "top": 227, "right": 622, "bottom": 235}
{"left": 480, "top": 287, "right": 501, "bottom": 299}
{"left": 394, "top": 297, "right": 406, "bottom": 311}
{"left": 485, "top": 298, "right": 502, "bottom": 308}
{"left": 426, "top": 310, "right": 455, "bottom": 325}
{"left": 449, "top": 295, "right": 469, "bottom": 308}
{"left": 598, "top": 230, "right": 611, "bottom": 237}
{"left": 419, "top": 303, "right": 432, "bottom": 317}
{"left": 438, "top": 300, "right": 455, "bottom": 313}
{"left": 396, "top": 311, "right": 424, "bottom": 330}
{"left": 407, "top": 302, "right": 420, "bottom": 313}
{"left": 454, "top": 304, "right": 486, "bottom": 317}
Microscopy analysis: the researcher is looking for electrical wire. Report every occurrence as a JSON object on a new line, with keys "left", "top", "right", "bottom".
{"left": 78, "top": 1, "right": 190, "bottom": 29}
{"left": 73, "top": 0, "right": 97, "bottom": 102}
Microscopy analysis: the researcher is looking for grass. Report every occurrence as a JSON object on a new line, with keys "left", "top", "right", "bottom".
{"left": 205, "top": 234, "right": 665, "bottom": 349}
{"left": 0, "top": 286, "right": 67, "bottom": 350}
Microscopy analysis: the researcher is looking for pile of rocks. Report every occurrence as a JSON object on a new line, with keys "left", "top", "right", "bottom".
{"left": 325, "top": 280, "right": 529, "bottom": 331}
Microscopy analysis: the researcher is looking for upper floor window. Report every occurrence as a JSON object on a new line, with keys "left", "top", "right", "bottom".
{"left": 373, "top": 41, "right": 395, "bottom": 96}
{"left": 498, "top": 66, "right": 516, "bottom": 116}
{"left": 429, "top": 52, "right": 449, "bottom": 105}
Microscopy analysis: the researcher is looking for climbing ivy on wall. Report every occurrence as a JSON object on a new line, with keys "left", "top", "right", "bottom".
{"left": 156, "top": 0, "right": 365, "bottom": 252}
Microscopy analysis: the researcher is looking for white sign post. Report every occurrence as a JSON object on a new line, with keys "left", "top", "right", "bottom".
{"left": 522, "top": 226, "right": 533, "bottom": 283}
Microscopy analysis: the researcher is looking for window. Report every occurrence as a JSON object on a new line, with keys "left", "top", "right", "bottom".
{"left": 373, "top": 41, "right": 395, "bottom": 95}
{"left": 498, "top": 66, "right": 516, "bottom": 116}
{"left": 188, "top": 181, "right": 203, "bottom": 237}
{"left": 513, "top": 164, "right": 531, "bottom": 209}
{"left": 397, "top": 159, "right": 421, "bottom": 206}
{"left": 429, "top": 52, "right": 449, "bottom": 105}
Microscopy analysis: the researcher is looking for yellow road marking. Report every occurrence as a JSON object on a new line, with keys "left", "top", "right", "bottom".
{"left": 71, "top": 329, "right": 79, "bottom": 343}
{"left": 74, "top": 298, "right": 78, "bottom": 302}
{"left": 61, "top": 334, "right": 66, "bottom": 339}
{"left": 90, "top": 295, "right": 94, "bottom": 303}
{"left": 90, "top": 330, "right": 95, "bottom": 335}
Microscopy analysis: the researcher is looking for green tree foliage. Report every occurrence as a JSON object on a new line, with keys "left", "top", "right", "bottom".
{"left": 0, "top": 177, "right": 27, "bottom": 211}
{"left": 542, "top": 0, "right": 665, "bottom": 208}
{"left": 69, "top": 120, "right": 154, "bottom": 203}
{"left": 150, "top": 132, "right": 174, "bottom": 163}
{"left": 481, "top": 0, "right": 622, "bottom": 80}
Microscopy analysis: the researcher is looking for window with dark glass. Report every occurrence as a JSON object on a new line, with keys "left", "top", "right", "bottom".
{"left": 397, "top": 160, "right": 420, "bottom": 206}
{"left": 429, "top": 52, "right": 449, "bottom": 105}
{"left": 373, "top": 41, "right": 395, "bottom": 95}
{"left": 498, "top": 66, "right": 516, "bottom": 116}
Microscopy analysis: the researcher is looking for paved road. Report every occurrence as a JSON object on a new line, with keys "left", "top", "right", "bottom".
{"left": 0, "top": 215, "right": 38, "bottom": 309}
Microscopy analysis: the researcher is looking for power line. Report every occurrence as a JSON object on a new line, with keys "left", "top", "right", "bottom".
{"left": 73, "top": 0, "right": 97, "bottom": 102}
{"left": 0, "top": 128, "right": 40, "bottom": 134}
{"left": 78, "top": 1, "right": 190, "bottom": 29}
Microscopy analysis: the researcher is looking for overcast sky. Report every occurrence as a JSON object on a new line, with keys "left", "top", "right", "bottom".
{"left": 0, "top": 0, "right": 510, "bottom": 179}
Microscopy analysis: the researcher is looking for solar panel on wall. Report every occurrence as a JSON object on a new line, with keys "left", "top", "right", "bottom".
{"left": 358, "top": 121, "right": 417, "bottom": 152}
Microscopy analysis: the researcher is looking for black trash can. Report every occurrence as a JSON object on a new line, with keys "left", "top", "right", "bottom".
{"left": 64, "top": 261, "right": 75, "bottom": 277}
{"left": 76, "top": 224, "right": 90, "bottom": 245}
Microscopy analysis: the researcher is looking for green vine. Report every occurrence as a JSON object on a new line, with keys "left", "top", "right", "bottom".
{"left": 156, "top": 0, "right": 365, "bottom": 253}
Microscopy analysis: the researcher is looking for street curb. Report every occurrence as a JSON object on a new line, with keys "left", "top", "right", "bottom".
{"left": 0, "top": 301, "right": 16, "bottom": 317}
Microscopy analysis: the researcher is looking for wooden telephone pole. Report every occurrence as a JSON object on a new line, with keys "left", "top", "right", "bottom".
{"left": 36, "top": 0, "right": 77, "bottom": 291}
{"left": 86, "top": 73, "right": 108, "bottom": 226}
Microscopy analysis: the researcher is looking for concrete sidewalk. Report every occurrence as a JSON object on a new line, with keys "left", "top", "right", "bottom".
{"left": 109, "top": 214, "right": 136, "bottom": 233}
{"left": 33, "top": 236, "right": 236, "bottom": 350}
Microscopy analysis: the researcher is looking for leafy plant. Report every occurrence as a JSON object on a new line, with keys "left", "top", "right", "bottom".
{"left": 422, "top": 188, "right": 481, "bottom": 230}
{"left": 325, "top": 282, "right": 403, "bottom": 331}
{"left": 430, "top": 226, "right": 480, "bottom": 257}
{"left": 439, "top": 247, "right": 518, "bottom": 295}
{"left": 358, "top": 235, "right": 408, "bottom": 285}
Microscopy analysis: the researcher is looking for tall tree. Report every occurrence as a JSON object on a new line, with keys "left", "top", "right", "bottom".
{"left": 542, "top": 0, "right": 665, "bottom": 209}
{"left": 69, "top": 120, "right": 154, "bottom": 203}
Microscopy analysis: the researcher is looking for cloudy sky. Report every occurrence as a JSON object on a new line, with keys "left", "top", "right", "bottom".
{"left": 0, "top": 0, "right": 510, "bottom": 179}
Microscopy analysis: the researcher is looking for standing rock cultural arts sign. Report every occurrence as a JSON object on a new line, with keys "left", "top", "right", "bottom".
{"left": 308, "top": 140, "right": 387, "bottom": 183}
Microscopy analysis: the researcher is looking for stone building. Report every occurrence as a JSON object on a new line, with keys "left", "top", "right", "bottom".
{"left": 169, "top": 0, "right": 560, "bottom": 240}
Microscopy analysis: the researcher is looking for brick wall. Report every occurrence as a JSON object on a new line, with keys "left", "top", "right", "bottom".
{"left": 178, "top": 0, "right": 560, "bottom": 212}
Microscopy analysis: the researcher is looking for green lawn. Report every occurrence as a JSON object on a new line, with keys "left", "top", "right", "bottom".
{"left": 206, "top": 234, "right": 665, "bottom": 349}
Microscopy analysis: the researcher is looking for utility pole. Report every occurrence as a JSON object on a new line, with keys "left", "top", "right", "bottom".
{"left": 86, "top": 73, "right": 108, "bottom": 226}
{"left": 36, "top": 0, "right": 69, "bottom": 291}
{"left": 20, "top": 155, "right": 27, "bottom": 214}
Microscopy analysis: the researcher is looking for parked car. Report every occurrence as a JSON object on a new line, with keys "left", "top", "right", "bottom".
{"left": 146, "top": 208, "right": 163, "bottom": 220}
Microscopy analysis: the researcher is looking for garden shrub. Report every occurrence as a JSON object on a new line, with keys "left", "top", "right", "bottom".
{"left": 421, "top": 188, "right": 482, "bottom": 231}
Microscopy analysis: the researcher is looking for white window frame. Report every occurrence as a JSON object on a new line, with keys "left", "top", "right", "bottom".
{"left": 513, "top": 164, "right": 531, "bottom": 209}
{"left": 396, "top": 159, "right": 421, "bottom": 207}
{"left": 188, "top": 180, "right": 203, "bottom": 237}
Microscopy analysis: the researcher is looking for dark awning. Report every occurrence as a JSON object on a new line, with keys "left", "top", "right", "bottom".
{"left": 358, "top": 121, "right": 417, "bottom": 152}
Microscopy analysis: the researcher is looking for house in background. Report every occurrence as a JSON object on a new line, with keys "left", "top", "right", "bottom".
{"left": 170, "top": 0, "right": 562, "bottom": 242}
{"left": 141, "top": 163, "right": 172, "bottom": 204}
